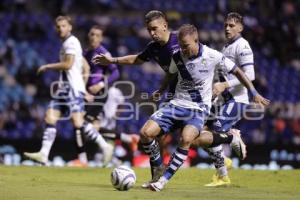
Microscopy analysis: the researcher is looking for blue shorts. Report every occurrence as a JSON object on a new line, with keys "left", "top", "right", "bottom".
{"left": 150, "top": 103, "right": 208, "bottom": 133}
{"left": 209, "top": 100, "right": 247, "bottom": 133}
{"left": 48, "top": 91, "right": 85, "bottom": 116}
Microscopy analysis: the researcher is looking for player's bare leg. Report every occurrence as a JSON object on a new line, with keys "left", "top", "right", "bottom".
{"left": 24, "top": 109, "right": 61, "bottom": 165}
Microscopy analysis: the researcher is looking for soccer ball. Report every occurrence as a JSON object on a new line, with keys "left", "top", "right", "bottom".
{"left": 111, "top": 165, "right": 136, "bottom": 191}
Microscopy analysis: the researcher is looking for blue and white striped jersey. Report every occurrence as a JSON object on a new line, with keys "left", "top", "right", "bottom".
{"left": 169, "top": 44, "right": 236, "bottom": 111}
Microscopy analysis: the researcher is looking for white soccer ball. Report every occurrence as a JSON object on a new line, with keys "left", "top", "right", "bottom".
{"left": 111, "top": 165, "right": 136, "bottom": 191}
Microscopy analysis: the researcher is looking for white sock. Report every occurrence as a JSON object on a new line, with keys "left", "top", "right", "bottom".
{"left": 40, "top": 126, "right": 57, "bottom": 158}
{"left": 120, "top": 133, "right": 132, "bottom": 143}
{"left": 217, "top": 166, "right": 228, "bottom": 177}
{"left": 78, "top": 152, "right": 88, "bottom": 163}
{"left": 84, "top": 122, "right": 108, "bottom": 150}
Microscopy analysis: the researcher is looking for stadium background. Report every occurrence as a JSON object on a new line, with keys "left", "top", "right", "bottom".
{"left": 0, "top": 0, "right": 299, "bottom": 168}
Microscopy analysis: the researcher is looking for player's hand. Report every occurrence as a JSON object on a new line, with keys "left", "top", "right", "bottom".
{"left": 213, "top": 82, "right": 228, "bottom": 97}
{"left": 84, "top": 92, "right": 95, "bottom": 102}
{"left": 151, "top": 90, "right": 162, "bottom": 102}
{"left": 253, "top": 94, "right": 270, "bottom": 107}
{"left": 37, "top": 65, "right": 49, "bottom": 75}
{"left": 92, "top": 54, "right": 113, "bottom": 65}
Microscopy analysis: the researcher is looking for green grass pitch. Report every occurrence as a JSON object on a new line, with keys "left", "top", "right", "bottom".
{"left": 1, "top": 166, "right": 300, "bottom": 200}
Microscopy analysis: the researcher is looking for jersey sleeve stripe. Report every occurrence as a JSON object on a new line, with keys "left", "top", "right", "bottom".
{"left": 229, "top": 65, "right": 238, "bottom": 73}
{"left": 240, "top": 63, "right": 254, "bottom": 67}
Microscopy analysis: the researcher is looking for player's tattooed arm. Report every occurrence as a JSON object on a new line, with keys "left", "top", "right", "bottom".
{"left": 92, "top": 54, "right": 144, "bottom": 65}
{"left": 232, "top": 67, "right": 270, "bottom": 106}
{"left": 151, "top": 72, "right": 177, "bottom": 101}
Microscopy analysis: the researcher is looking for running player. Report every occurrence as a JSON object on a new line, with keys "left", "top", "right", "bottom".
{"left": 148, "top": 24, "right": 269, "bottom": 191}
{"left": 92, "top": 10, "right": 179, "bottom": 186}
{"left": 24, "top": 16, "right": 113, "bottom": 166}
{"left": 203, "top": 12, "right": 258, "bottom": 186}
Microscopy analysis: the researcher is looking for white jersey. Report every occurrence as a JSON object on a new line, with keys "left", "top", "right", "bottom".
{"left": 169, "top": 45, "right": 236, "bottom": 111}
{"left": 221, "top": 36, "right": 254, "bottom": 104}
{"left": 59, "top": 35, "right": 86, "bottom": 97}
{"left": 100, "top": 87, "right": 125, "bottom": 130}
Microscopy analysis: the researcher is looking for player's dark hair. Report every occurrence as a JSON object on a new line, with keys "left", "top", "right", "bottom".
{"left": 55, "top": 15, "right": 72, "bottom": 25}
{"left": 144, "top": 10, "right": 167, "bottom": 24}
{"left": 91, "top": 25, "right": 104, "bottom": 32}
{"left": 225, "top": 12, "right": 243, "bottom": 25}
{"left": 178, "top": 24, "right": 199, "bottom": 43}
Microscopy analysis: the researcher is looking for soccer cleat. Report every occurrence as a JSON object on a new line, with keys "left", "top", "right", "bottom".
{"left": 141, "top": 165, "right": 165, "bottom": 188}
{"left": 205, "top": 175, "right": 231, "bottom": 187}
{"left": 149, "top": 176, "right": 168, "bottom": 192}
{"left": 24, "top": 152, "right": 48, "bottom": 165}
{"left": 102, "top": 143, "right": 114, "bottom": 166}
{"left": 230, "top": 129, "right": 247, "bottom": 160}
{"left": 67, "top": 159, "right": 88, "bottom": 167}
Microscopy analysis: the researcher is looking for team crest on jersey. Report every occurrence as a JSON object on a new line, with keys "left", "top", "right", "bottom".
{"left": 201, "top": 58, "right": 207, "bottom": 66}
{"left": 199, "top": 59, "right": 208, "bottom": 73}
{"left": 187, "top": 63, "right": 195, "bottom": 71}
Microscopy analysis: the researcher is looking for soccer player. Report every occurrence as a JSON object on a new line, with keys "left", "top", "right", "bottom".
{"left": 92, "top": 10, "right": 179, "bottom": 186}
{"left": 70, "top": 25, "right": 138, "bottom": 166}
{"left": 84, "top": 25, "right": 120, "bottom": 125}
{"left": 24, "top": 16, "right": 113, "bottom": 166}
{"left": 201, "top": 12, "right": 259, "bottom": 187}
{"left": 148, "top": 24, "right": 269, "bottom": 191}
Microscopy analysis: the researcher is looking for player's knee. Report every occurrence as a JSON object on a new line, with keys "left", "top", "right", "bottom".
{"left": 45, "top": 114, "right": 58, "bottom": 125}
{"left": 140, "top": 126, "right": 153, "bottom": 139}
{"left": 71, "top": 116, "right": 84, "bottom": 128}
{"left": 181, "top": 134, "right": 196, "bottom": 148}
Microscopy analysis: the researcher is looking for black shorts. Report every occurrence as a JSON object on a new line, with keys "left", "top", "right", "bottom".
{"left": 84, "top": 95, "right": 108, "bottom": 122}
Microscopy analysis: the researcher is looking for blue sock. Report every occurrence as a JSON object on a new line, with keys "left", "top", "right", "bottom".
{"left": 164, "top": 147, "right": 188, "bottom": 180}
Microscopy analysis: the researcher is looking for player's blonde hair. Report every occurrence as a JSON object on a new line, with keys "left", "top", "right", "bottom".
{"left": 225, "top": 12, "right": 243, "bottom": 25}
{"left": 55, "top": 15, "right": 72, "bottom": 25}
{"left": 178, "top": 24, "right": 199, "bottom": 42}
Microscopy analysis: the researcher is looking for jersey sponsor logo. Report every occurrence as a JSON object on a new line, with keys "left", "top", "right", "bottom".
{"left": 240, "top": 51, "right": 253, "bottom": 56}
{"left": 199, "top": 69, "right": 208, "bottom": 73}
{"left": 179, "top": 80, "right": 195, "bottom": 90}
{"left": 179, "top": 80, "right": 204, "bottom": 90}
{"left": 243, "top": 45, "right": 250, "bottom": 49}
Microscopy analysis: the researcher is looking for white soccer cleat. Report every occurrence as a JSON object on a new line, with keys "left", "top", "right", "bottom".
{"left": 141, "top": 182, "right": 151, "bottom": 188}
{"left": 102, "top": 143, "right": 114, "bottom": 166}
{"left": 24, "top": 151, "right": 48, "bottom": 165}
{"left": 141, "top": 165, "right": 165, "bottom": 188}
{"left": 230, "top": 129, "right": 247, "bottom": 160}
{"left": 149, "top": 176, "right": 168, "bottom": 192}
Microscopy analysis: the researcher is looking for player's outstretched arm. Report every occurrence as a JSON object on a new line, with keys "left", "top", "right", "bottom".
{"left": 37, "top": 54, "right": 75, "bottom": 74}
{"left": 232, "top": 67, "right": 270, "bottom": 106}
{"left": 92, "top": 54, "right": 144, "bottom": 66}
